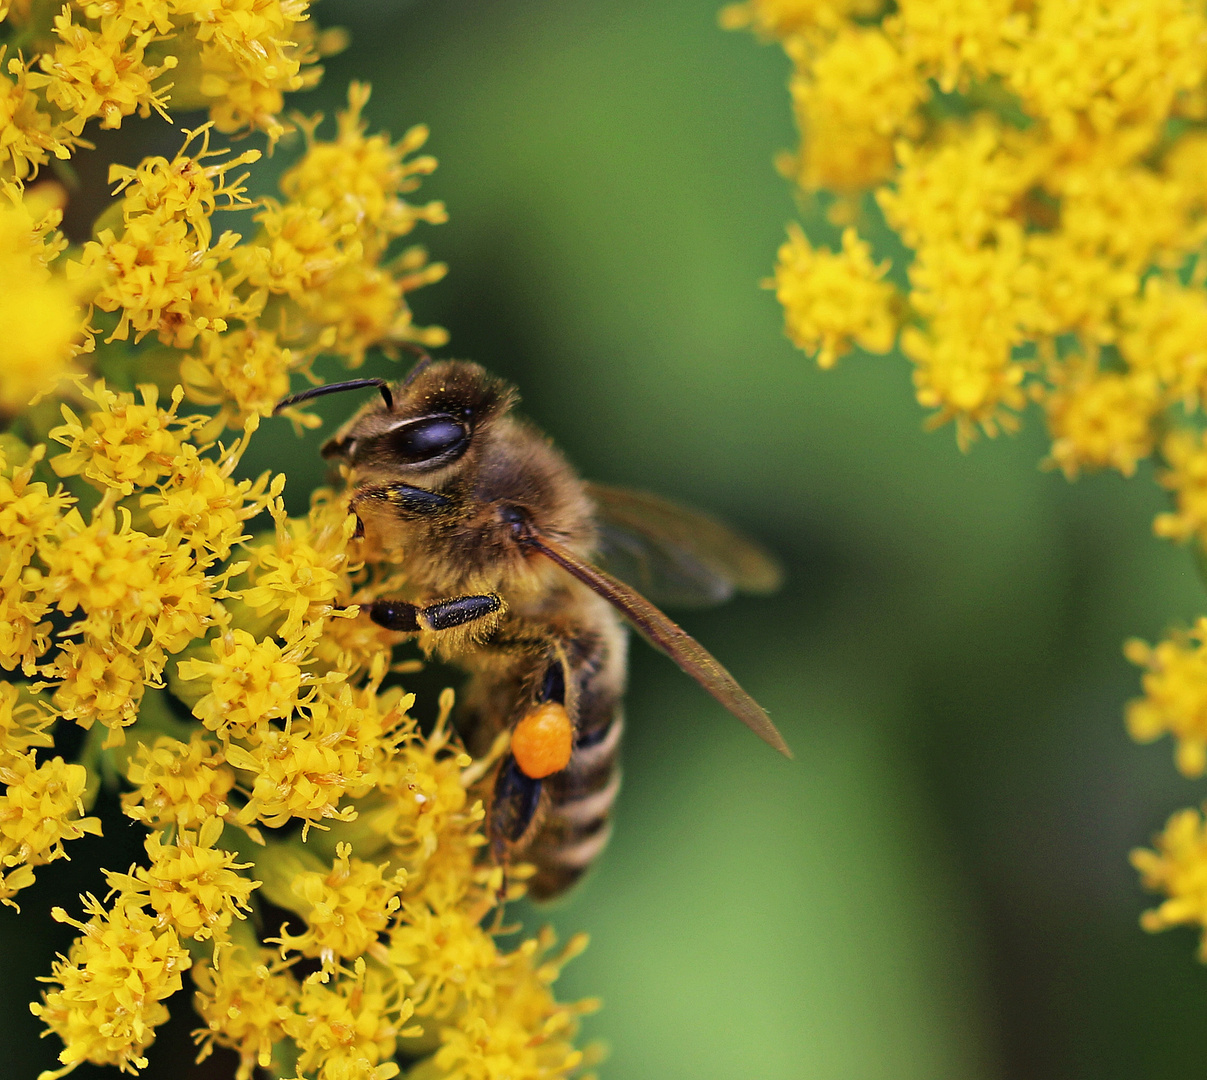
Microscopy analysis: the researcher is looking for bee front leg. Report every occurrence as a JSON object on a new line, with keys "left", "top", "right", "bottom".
{"left": 368, "top": 594, "right": 503, "bottom": 632}
{"left": 353, "top": 483, "right": 455, "bottom": 517}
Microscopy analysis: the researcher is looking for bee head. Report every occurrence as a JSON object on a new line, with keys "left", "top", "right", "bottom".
{"left": 279, "top": 358, "right": 516, "bottom": 473}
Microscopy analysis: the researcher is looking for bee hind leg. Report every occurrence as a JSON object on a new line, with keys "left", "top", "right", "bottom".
{"left": 368, "top": 593, "right": 503, "bottom": 632}
{"left": 490, "top": 754, "right": 543, "bottom": 895}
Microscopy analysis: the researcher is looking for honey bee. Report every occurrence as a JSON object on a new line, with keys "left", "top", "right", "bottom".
{"left": 276, "top": 356, "right": 791, "bottom": 899}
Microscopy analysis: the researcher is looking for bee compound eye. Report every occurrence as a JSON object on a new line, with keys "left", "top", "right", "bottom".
{"left": 387, "top": 415, "right": 469, "bottom": 465}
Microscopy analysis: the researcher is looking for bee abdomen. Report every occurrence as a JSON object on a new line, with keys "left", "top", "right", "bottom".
{"left": 527, "top": 712, "right": 623, "bottom": 899}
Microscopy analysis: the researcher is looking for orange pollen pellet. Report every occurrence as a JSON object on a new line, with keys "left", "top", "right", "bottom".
{"left": 511, "top": 702, "right": 573, "bottom": 779}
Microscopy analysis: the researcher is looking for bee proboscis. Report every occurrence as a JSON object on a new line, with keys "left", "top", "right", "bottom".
{"left": 276, "top": 357, "right": 790, "bottom": 899}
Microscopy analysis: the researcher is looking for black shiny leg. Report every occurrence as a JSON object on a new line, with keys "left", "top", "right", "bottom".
{"left": 353, "top": 483, "right": 455, "bottom": 519}
{"left": 368, "top": 599, "right": 422, "bottom": 631}
{"left": 491, "top": 754, "right": 542, "bottom": 855}
{"left": 369, "top": 593, "right": 503, "bottom": 632}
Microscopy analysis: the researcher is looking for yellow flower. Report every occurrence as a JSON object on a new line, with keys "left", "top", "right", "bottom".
{"left": 0, "top": 9, "right": 597, "bottom": 1077}
{"left": 282, "top": 87, "right": 444, "bottom": 247}
{"left": 49, "top": 382, "right": 201, "bottom": 495}
{"left": 229, "top": 721, "right": 362, "bottom": 832}
{"left": 180, "top": 327, "right": 297, "bottom": 434}
{"left": 169, "top": 0, "right": 327, "bottom": 143}
{"left": 120, "top": 732, "right": 236, "bottom": 829}
{"left": 175, "top": 627, "right": 308, "bottom": 739}
{"left": 887, "top": 0, "right": 1022, "bottom": 92}
{"left": 0, "top": 442, "right": 72, "bottom": 674}
{"left": 727, "top": 0, "right": 1207, "bottom": 989}
{"left": 273, "top": 841, "right": 408, "bottom": 968}
{"left": 105, "top": 819, "right": 258, "bottom": 941}
{"left": 192, "top": 945, "right": 299, "bottom": 1080}
{"left": 1043, "top": 362, "right": 1159, "bottom": 479}
{"left": 48, "top": 638, "right": 147, "bottom": 740}
{"left": 39, "top": 5, "right": 177, "bottom": 132}
{"left": 786, "top": 25, "right": 922, "bottom": 193}
{"left": 0, "top": 50, "right": 85, "bottom": 181}
{"left": 730, "top": 0, "right": 1207, "bottom": 446}
{"left": 1133, "top": 806, "right": 1207, "bottom": 957}
{"left": 900, "top": 242, "right": 1031, "bottom": 446}
{"left": 0, "top": 184, "right": 86, "bottom": 412}
{"left": 719, "top": 0, "right": 884, "bottom": 39}
{"left": 140, "top": 415, "right": 284, "bottom": 562}
{"left": 429, "top": 928, "right": 597, "bottom": 1080}
{"left": 1126, "top": 622, "right": 1207, "bottom": 777}
{"left": 0, "top": 680, "right": 53, "bottom": 761}
{"left": 1154, "top": 429, "right": 1207, "bottom": 546}
{"left": 1006, "top": 0, "right": 1207, "bottom": 145}
{"left": 30, "top": 894, "right": 191, "bottom": 1078}
{"left": 1119, "top": 278, "right": 1207, "bottom": 410}
{"left": 286, "top": 959, "right": 406, "bottom": 1080}
{"left": 385, "top": 904, "right": 500, "bottom": 1020}
{"left": 240, "top": 496, "right": 358, "bottom": 641}
{"left": 0, "top": 754, "right": 102, "bottom": 907}
{"left": 770, "top": 224, "right": 897, "bottom": 368}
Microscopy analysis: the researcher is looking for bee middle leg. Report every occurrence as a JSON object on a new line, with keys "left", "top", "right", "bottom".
{"left": 368, "top": 594, "right": 503, "bottom": 632}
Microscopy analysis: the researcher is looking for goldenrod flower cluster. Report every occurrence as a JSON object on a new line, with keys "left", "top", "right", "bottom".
{"left": 0, "top": 4, "right": 595, "bottom": 1079}
{"left": 724, "top": 0, "right": 1207, "bottom": 973}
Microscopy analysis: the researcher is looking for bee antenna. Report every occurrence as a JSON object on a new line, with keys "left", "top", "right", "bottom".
{"left": 273, "top": 378, "right": 394, "bottom": 415}
{"left": 400, "top": 345, "right": 434, "bottom": 389}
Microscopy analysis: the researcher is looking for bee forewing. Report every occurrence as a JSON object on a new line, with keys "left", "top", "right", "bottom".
{"left": 587, "top": 483, "right": 783, "bottom": 608}
{"left": 530, "top": 534, "right": 793, "bottom": 759}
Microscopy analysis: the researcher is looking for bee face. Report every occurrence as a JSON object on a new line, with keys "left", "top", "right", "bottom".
{"left": 320, "top": 360, "right": 514, "bottom": 475}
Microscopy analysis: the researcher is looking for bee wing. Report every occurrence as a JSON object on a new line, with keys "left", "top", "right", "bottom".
{"left": 587, "top": 483, "right": 783, "bottom": 609}
{"left": 529, "top": 533, "right": 792, "bottom": 759}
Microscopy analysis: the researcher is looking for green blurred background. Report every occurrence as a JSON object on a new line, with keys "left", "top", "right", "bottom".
{"left": 9, "top": 1, "right": 1207, "bottom": 1077}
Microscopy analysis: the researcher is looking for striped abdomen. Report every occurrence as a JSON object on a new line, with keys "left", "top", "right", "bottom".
{"left": 465, "top": 596, "right": 628, "bottom": 899}
{"left": 526, "top": 706, "right": 624, "bottom": 899}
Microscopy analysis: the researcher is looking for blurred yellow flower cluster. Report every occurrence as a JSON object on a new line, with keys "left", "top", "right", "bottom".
{"left": 724, "top": 0, "right": 1207, "bottom": 972}
{"left": 0, "top": 4, "right": 595, "bottom": 1079}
